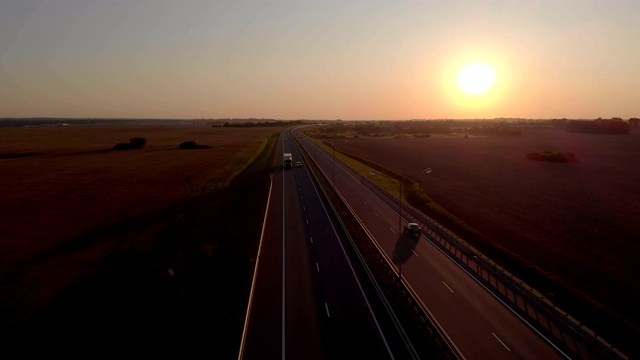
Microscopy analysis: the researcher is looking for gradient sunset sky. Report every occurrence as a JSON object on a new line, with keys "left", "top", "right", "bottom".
{"left": 1, "top": 1, "right": 638, "bottom": 120}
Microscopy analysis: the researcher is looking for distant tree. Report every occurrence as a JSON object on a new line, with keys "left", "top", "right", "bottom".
{"left": 179, "top": 141, "right": 212, "bottom": 149}
{"left": 179, "top": 141, "right": 198, "bottom": 149}
{"left": 629, "top": 118, "right": 640, "bottom": 127}
{"left": 129, "top": 138, "right": 147, "bottom": 148}
{"left": 113, "top": 137, "right": 147, "bottom": 150}
{"left": 113, "top": 143, "right": 130, "bottom": 150}
{"left": 550, "top": 119, "right": 568, "bottom": 128}
{"left": 565, "top": 120, "right": 630, "bottom": 134}
{"left": 526, "top": 151, "right": 577, "bottom": 163}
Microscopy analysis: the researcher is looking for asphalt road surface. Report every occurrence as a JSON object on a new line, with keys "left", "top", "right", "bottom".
{"left": 240, "top": 130, "right": 417, "bottom": 360}
{"left": 294, "top": 128, "right": 568, "bottom": 360}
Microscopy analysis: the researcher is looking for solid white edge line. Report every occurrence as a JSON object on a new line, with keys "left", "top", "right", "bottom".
{"left": 492, "top": 332, "right": 511, "bottom": 352}
{"left": 282, "top": 157, "right": 286, "bottom": 360}
{"left": 328, "top": 146, "right": 571, "bottom": 360}
{"left": 312, "top": 145, "right": 465, "bottom": 360}
{"left": 419, "top": 231, "right": 572, "bottom": 359}
{"left": 307, "top": 129, "right": 531, "bottom": 360}
{"left": 301, "top": 153, "right": 397, "bottom": 360}
{"left": 238, "top": 175, "right": 273, "bottom": 360}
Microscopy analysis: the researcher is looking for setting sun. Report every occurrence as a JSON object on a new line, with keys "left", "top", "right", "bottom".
{"left": 456, "top": 63, "right": 496, "bottom": 95}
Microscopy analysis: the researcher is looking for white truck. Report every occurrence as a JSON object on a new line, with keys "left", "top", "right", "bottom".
{"left": 283, "top": 152, "right": 293, "bottom": 169}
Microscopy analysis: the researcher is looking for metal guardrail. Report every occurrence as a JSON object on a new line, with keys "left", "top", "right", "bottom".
{"left": 294, "top": 133, "right": 459, "bottom": 360}
{"left": 359, "top": 175, "right": 629, "bottom": 360}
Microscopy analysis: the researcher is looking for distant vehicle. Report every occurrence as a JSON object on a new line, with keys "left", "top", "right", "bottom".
{"left": 283, "top": 152, "right": 293, "bottom": 169}
{"left": 295, "top": 161, "right": 303, "bottom": 167}
{"left": 404, "top": 223, "right": 421, "bottom": 238}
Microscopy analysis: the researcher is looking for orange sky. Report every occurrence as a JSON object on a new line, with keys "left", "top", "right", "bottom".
{"left": 1, "top": 1, "right": 639, "bottom": 120}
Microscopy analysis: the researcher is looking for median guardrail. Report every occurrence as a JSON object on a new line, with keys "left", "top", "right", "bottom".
{"left": 293, "top": 131, "right": 459, "bottom": 360}
{"left": 359, "top": 174, "right": 629, "bottom": 360}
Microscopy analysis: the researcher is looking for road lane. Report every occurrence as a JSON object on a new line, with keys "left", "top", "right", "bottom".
{"left": 241, "top": 130, "right": 413, "bottom": 359}
{"left": 289, "top": 132, "right": 405, "bottom": 359}
{"left": 296, "top": 130, "right": 565, "bottom": 360}
{"left": 282, "top": 151, "right": 324, "bottom": 359}
{"left": 241, "top": 135, "right": 286, "bottom": 360}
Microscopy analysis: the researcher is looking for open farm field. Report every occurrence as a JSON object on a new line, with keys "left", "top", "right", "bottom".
{"left": 0, "top": 126, "right": 275, "bottom": 265}
{"left": 0, "top": 125, "right": 280, "bottom": 358}
{"left": 328, "top": 126, "right": 640, "bottom": 350}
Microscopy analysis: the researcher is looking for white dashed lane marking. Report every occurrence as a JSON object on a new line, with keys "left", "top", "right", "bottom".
{"left": 492, "top": 333, "right": 511, "bottom": 352}
{"left": 442, "top": 281, "right": 454, "bottom": 293}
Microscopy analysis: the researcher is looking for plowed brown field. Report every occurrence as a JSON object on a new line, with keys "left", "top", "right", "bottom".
{"left": 0, "top": 126, "right": 275, "bottom": 269}
{"left": 0, "top": 125, "right": 279, "bottom": 357}
{"left": 332, "top": 126, "right": 640, "bottom": 335}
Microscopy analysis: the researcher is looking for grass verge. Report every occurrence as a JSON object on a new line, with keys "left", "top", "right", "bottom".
{"left": 299, "top": 136, "right": 455, "bottom": 360}
{"left": 311, "top": 137, "right": 485, "bottom": 244}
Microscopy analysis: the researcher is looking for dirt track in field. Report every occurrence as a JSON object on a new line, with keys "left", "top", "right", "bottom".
{"left": 331, "top": 127, "right": 640, "bottom": 332}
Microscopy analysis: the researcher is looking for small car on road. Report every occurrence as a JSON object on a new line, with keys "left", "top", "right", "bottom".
{"left": 295, "top": 161, "right": 303, "bottom": 167}
{"left": 403, "top": 222, "right": 421, "bottom": 238}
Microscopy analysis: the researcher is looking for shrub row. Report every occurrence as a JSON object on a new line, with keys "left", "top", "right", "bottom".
{"left": 112, "top": 138, "right": 212, "bottom": 151}
{"left": 565, "top": 120, "right": 630, "bottom": 134}
{"left": 526, "top": 151, "right": 577, "bottom": 163}
{"left": 179, "top": 141, "right": 212, "bottom": 149}
{"left": 113, "top": 137, "right": 147, "bottom": 150}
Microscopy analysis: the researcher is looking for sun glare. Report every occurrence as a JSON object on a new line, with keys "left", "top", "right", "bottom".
{"left": 456, "top": 63, "right": 496, "bottom": 95}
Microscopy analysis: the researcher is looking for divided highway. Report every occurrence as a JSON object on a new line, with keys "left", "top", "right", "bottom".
{"left": 293, "top": 128, "right": 567, "bottom": 360}
{"left": 240, "top": 130, "right": 417, "bottom": 359}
